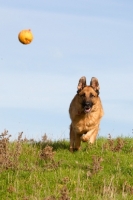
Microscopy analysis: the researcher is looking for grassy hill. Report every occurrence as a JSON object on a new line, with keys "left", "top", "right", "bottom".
{"left": 1, "top": 130, "right": 133, "bottom": 200}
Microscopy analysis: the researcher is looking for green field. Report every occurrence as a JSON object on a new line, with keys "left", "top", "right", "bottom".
{"left": 1, "top": 130, "right": 133, "bottom": 200}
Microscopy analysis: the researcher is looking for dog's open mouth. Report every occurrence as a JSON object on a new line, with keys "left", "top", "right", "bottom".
{"left": 83, "top": 102, "right": 93, "bottom": 113}
{"left": 84, "top": 106, "right": 92, "bottom": 113}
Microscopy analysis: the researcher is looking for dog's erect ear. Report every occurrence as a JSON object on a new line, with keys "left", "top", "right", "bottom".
{"left": 90, "top": 77, "right": 100, "bottom": 95}
{"left": 77, "top": 76, "right": 86, "bottom": 93}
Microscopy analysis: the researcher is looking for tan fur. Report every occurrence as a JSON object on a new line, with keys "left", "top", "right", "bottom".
{"left": 69, "top": 76, "right": 104, "bottom": 152}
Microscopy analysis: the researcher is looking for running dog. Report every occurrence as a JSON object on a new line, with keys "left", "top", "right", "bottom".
{"left": 69, "top": 76, "right": 104, "bottom": 152}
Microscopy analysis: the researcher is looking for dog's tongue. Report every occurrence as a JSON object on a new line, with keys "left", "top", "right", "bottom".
{"left": 85, "top": 107, "right": 91, "bottom": 113}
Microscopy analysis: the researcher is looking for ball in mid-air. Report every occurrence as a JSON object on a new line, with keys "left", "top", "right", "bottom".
{"left": 18, "top": 29, "right": 33, "bottom": 45}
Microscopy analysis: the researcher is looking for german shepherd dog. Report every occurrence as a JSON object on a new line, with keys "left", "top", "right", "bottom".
{"left": 69, "top": 76, "right": 104, "bottom": 152}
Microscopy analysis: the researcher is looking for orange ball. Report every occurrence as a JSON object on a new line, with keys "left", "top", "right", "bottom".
{"left": 18, "top": 29, "right": 33, "bottom": 45}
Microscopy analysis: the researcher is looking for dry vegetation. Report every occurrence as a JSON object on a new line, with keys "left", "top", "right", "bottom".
{"left": 1, "top": 130, "right": 133, "bottom": 200}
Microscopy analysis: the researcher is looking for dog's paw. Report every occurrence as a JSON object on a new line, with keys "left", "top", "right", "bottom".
{"left": 69, "top": 147, "right": 74, "bottom": 153}
{"left": 81, "top": 135, "right": 88, "bottom": 142}
{"left": 69, "top": 147, "right": 81, "bottom": 152}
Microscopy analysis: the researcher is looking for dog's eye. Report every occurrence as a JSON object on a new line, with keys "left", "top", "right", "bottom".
{"left": 90, "top": 93, "right": 95, "bottom": 98}
{"left": 81, "top": 93, "right": 86, "bottom": 97}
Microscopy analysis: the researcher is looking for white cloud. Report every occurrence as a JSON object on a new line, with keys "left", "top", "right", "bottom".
{"left": 51, "top": 48, "right": 63, "bottom": 59}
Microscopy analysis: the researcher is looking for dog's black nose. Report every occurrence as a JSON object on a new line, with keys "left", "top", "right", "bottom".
{"left": 86, "top": 102, "right": 90, "bottom": 106}
{"left": 85, "top": 102, "right": 92, "bottom": 107}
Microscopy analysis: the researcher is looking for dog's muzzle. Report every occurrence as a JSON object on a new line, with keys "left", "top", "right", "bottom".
{"left": 83, "top": 101, "right": 93, "bottom": 113}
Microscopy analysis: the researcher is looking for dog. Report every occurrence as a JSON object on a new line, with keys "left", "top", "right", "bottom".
{"left": 69, "top": 76, "right": 104, "bottom": 152}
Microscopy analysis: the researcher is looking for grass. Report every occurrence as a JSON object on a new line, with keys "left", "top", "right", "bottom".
{"left": 1, "top": 130, "right": 133, "bottom": 199}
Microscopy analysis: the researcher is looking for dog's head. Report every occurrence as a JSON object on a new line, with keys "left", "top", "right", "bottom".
{"left": 77, "top": 76, "right": 100, "bottom": 113}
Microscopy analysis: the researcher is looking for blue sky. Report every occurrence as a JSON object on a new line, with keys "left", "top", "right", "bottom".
{"left": 0, "top": 0, "right": 133, "bottom": 140}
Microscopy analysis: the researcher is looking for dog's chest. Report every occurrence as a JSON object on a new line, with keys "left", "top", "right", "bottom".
{"left": 73, "top": 114, "right": 93, "bottom": 134}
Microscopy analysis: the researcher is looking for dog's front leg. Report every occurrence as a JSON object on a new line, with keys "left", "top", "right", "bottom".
{"left": 89, "top": 126, "right": 99, "bottom": 143}
{"left": 70, "top": 124, "right": 82, "bottom": 151}
{"left": 81, "top": 126, "right": 99, "bottom": 143}
{"left": 81, "top": 129, "right": 95, "bottom": 142}
{"left": 70, "top": 124, "right": 75, "bottom": 152}
{"left": 74, "top": 133, "right": 81, "bottom": 150}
